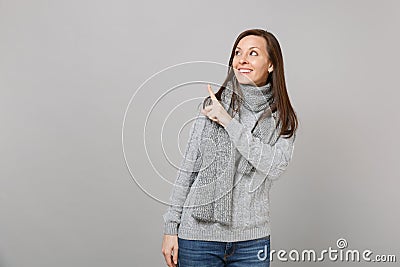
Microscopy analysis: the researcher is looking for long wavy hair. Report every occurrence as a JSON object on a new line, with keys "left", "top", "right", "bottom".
{"left": 203, "top": 29, "right": 298, "bottom": 138}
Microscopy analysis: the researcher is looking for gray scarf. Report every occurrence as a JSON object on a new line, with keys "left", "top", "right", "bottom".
{"left": 191, "top": 80, "right": 280, "bottom": 225}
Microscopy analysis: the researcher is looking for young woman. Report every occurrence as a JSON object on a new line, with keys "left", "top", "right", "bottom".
{"left": 162, "top": 29, "right": 298, "bottom": 267}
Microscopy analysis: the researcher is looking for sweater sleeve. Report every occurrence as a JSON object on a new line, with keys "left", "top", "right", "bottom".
{"left": 162, "top": 104, "right": 206, "bottom": 235}
{"left": 224, "top": 117, "right": 296, "bottom": 180}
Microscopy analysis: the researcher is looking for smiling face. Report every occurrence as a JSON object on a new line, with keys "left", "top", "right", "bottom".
{"left": 232, "top": 35, "right": 274, "bottom": 86}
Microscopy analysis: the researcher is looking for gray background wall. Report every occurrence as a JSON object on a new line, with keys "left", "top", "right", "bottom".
{"left": 1, "top": 0, "right": 399, "bottom": 266}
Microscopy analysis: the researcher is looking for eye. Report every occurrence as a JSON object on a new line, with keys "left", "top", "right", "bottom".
{"left": 250, "top": 50, "right": 258, "bottom": 56}
{"left": 234, "top": 50, "right": 241, "bottom": 56}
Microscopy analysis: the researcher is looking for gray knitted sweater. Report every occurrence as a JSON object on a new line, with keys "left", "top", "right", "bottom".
{"left": 163, "top": 85, "right": 296, "bottom": 242}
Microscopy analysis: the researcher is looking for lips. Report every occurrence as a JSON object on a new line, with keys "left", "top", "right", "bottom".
{"left": 238, "top": 68, "right": 253, "bottom": 73}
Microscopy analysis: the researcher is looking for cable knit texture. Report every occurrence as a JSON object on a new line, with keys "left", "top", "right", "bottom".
{"left": 191, "top": 81, "right": 278, "bottom": 225}
{"left": 163, "top": 80, "right": 296, "bottom": 242}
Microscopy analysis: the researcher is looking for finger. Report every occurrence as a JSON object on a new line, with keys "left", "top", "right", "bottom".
{"left": 202, "top": 106, "right": 212, "bottom": 113}
{"left": 173, "top": 248, "right": 178, "bottom": 265}
{"left": 207, "top": 84, "right": 218, "bottom": 101}
{"left": 201, "top": 108, "right": 211, "bottom": 117}
{"left": 164, "top": 252, "right": 173, "bottom": 267}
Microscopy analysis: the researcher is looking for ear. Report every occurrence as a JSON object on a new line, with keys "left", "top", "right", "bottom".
{"left": 268, "top": 64, "right": 274, "bottom": 73}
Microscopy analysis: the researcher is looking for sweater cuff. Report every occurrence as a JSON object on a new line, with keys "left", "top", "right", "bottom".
{"left": 164, "top": 222, "right": 179, "bottom": 235}
{"left": 224, "top": 117, "right": 243, "bottom": 140}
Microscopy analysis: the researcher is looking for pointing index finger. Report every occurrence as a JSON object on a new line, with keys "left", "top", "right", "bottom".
{"left": 207, "top": 84, "right": 218, "bottom": 100}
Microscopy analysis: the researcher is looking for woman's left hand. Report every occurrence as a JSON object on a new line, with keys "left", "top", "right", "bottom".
{"left": 201, "top": 84, "right": 233, "bottom": 127}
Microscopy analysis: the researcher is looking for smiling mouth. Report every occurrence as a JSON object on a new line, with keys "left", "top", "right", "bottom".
{"left": 238, "top": 68, "right": 253, "bottom": 73}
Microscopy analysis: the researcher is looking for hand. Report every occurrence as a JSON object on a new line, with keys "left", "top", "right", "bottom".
{"left": 201, "top": 84, "right": 233, "bottom": 127}
{"left": 161, "top": 234, "right": 179, "bottom": 267}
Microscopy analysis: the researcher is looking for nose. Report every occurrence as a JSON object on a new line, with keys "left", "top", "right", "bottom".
{"left": 239, "top": 54, "right": 248, "bottom": 64}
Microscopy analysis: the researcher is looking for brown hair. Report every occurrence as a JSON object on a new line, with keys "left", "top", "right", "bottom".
{"left": 203, "top": 29, "right": 298, "bottom": 138}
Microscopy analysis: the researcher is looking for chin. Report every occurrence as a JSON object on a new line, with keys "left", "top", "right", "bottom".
{"left": 234, "top": 74, "right": 256, "bottom": 85}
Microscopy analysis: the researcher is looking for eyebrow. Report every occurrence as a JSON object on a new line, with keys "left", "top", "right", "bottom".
{"left": 236, "top": 46, "right": 261, "bottom": 50}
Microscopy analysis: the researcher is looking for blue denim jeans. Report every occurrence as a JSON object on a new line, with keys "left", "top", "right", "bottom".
{"left": 177, "top": 236, "right": 270, "bottom": 267}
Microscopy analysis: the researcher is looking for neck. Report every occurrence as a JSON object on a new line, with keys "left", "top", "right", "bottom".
{"left": 238, "top": 82, "right": 273, "bottom": 112}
